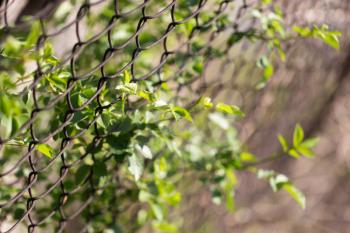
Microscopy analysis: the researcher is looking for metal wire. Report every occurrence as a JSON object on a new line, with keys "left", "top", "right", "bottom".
{"left": 0, "top": 0, "right": 254, "bottom": 232}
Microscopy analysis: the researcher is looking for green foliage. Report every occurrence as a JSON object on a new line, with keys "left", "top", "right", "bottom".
{"left": 36, "top": 144, "right": 55, "bottom": 158}
{"left": 256, "top": 56, "right": 274, "bottom": 89}
{"left": 257, "top": 170, "right": 306, "bottom": 209}
{"left": 0, "top": 0, "right": 338, "bottom": 232}
{"left": 293, "top": 24, "right": 342, "bottom": 49}
{"left": 128, "top": 153, "right": 144, "bottom": 181}
{"left": 278, "top": 124, "right": 319, "bottom": 159}
{"left": 216, "top": 103, "right": 245, "bottom": 117}
{"left": 251, "top": 1, "right": 341, "bottom": 88}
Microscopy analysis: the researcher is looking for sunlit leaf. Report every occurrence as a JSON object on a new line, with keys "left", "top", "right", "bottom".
{"left": 135, "top": 144, "right": 153, "bottom": 159}
{"left": 283, "top": 183, "right": 306, "bottom": 209}
{"left": 137, "top": 90, "right": 156, "bottom": 102}
{"left": 152, "top": 221, "right": 177, "bottom": 233}
{"left": 301, "top": 137, "right": 319, "bottom": 148}
{"left": 296, "top": 146, "right": 314, "bottom": 158}
{"left": 36, "top": 144, "right": 55, "bottom": 158}
{"left": 116, "top": 83, "right": 138, "bottom": 95}
{"left": 278, "top": 134, "right": 289, "bottom": 152}
{"left": 288, "top": 148, "right": 300, "bottom": 158}
{"left": 293, "top": 123, "right": 304, "bottom": 146}
{"left": 216, "top": 103, "right": 245, "bottom": 117}
{"left": 122, "top": 70, "right": 132, "bottom": 84}
{"left": 128, "top": 154, "right": 143, "bottom": 181}
{"left": 171, "top": 106, "right": 192, "bottom": 122}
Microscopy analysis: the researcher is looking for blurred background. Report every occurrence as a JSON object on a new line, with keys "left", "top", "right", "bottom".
{"left": 175, "top": 1, "right": 350, "bottom": 232}
{"left": 2, "top": 0, "right": 350, "bottom": 232}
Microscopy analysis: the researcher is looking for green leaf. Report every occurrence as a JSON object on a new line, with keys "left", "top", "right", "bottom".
{"left": 163, "top": 191, "right": 182, "bottom": 206}
{"left": 75, "top": 165, "right": 90, "bottom": 185}
{"left": 0, "top": 94, "right": 12, "bottom": 117}
{"left": 151, "top": 203, "right": 165, "bottom": 220}
{"left": 293, "top": 25, "right": 342, "bottom": 50}
{"left": 192, "top": 59, "right": 203, "bottom": 74}
{"left": 94, "top": 161, "right": 108, "bottom": 177}
{"left": 36, "top": 144, "right": 55, "bottom": 158}
{"left": 137, "top": 209, "right": 148, "bottom": 225}
{"left": 106, "top": 133, "right": 132, "bottom": 150}
{"left": 228, "top": 32, "right": 245, "bottom": 46}
{"left": 25, "top": 21, "right": 41, "bottom": 48}
{"left": 239, "top": 152, "right": 256, "bottom": 162}
{"left": 128, "top": 154, "right": 143, "bottom": 181}
{"left": 171, "top": 106, "right": 193, "bottom": 122}
{"left": 22, "top": 89, "right": 32, "bottom": 104}
{"left": 122, "top": 70, "right": 131, "bottom": 84}
{"left": 3, "top": 36, "right": 22, "bottom": 58}
{"left": 262, "top": 0, "right": 272, "bottom": 4}
{"left": 323, "top": 33, "right": 341, "bottom": 49}
{"left": 263, "top": 62, "right": 274, "bottom": 80}
{"left": 116, "top": 83, "right": 138, "bottom": 95}
{"left": 224, "top": 169, "right": 237, "bottom": 211}
{"left": 256, "top": 56, "right": 274, "bottom": 88}
{"left": 258, "top": 170, "right": 306, "bottom": 209}
{"left": 293, "top": 123, "right": 304, "bottom": 146}
{"left": 152, "top": 221, "right": 177, "bottom": 233}
{"left": 296, "top": 146, "right": 314, "bottom": 158}
{"left": 288, "top": 148, "right": 300, "bottom": 159}
{"left": 110, "top": 116, "right": 133, "bottom": 133}
{"left": 216, "top": 103, "right": 245, "bottom": 117}
{"left": 283, "top": 183, "right": 306, "bottom": 209}
{"left": 0, "top": 116, "right": 12, "bottom": 138}
{"left": 11, "top": 116, "right": 23, "bottom": 137}
{"left": 135, "top": 144, "right": 153, "bottom": 159}
{"left": 269, "top": 174, "right": 289, "bottom": 192}
{"left": 293, "top": 26, "right": 312, "bottom": 37}
{"left": 202, "top": 97, "right": 213, "bottom": 109}
{"left": 313, "top": 25, "right": 342, "bottom": 49}
{"left": 193, "top": 96, "right": 213, "bottom": 109}
{"left": 14, "top": 208, "right": 25, "bottom": 220}
{"left": 301, "top": 137, "right": 319, "bottom": 148}
{"left": 137, "top": 90, "right": 156, "bottom": 102}
{"left": 138, "top": 190, "right": 152, "bottom": 202}
{"left": 278, "top": 134, "right": 289, "bottom": 152}
{"left": 225, "top": 189, "right": 235, "bottom": 212}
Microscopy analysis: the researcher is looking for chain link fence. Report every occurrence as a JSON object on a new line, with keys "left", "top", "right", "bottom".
{"left": 2, "top": 0, "right": 347, "bottom": 232}
{"left": 0, "top": 0, "right": 267, "bottom": 232}
{"left": 174, "top": 0, "right": 350, "bottom": 232}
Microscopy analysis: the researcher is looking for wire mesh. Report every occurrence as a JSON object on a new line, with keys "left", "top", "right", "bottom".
{"left": 0, "top": 0, "right": 261, "bottom": 232}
